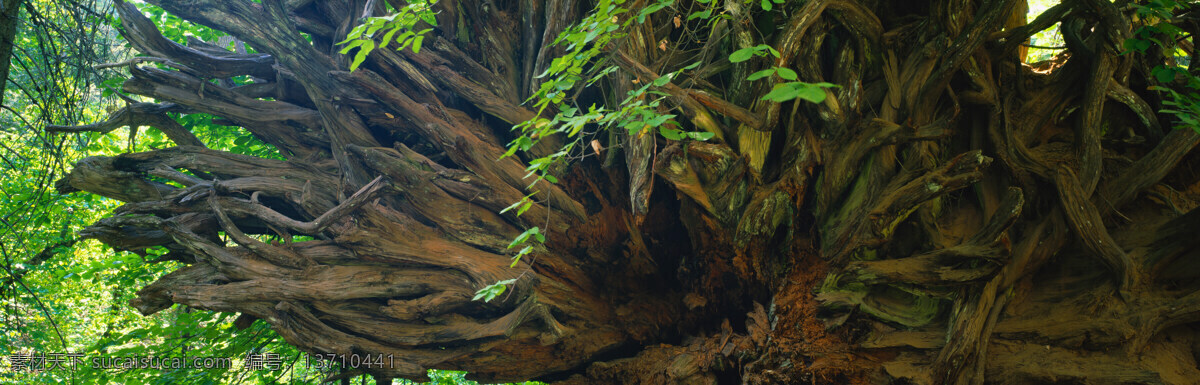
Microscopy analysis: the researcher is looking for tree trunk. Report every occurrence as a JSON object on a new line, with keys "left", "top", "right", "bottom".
{"left": 0, "top": 0, "right": 23, "bottom": 107}
{"left": 52, "top": 0, "right": 1200, "bottom": 384}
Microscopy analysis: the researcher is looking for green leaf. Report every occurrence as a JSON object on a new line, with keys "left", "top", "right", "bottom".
{"left": 687, "top": 131, "right": 716, "bottom": 141}
{"left": 645, "top": 113, "right": 674, "bottom": 127}
{"left": 624, "top": 120, "right": 647, "bottom": 134}
{"left": 102, "top": 77, "right": 124, "bottom": 89}
{"left": 638, "top": 1, "right": 671, "bottom": 23}
{"left": 762, "top": 82, "right": 829, "bottom": 103}
{"left": 365, "top": 18, "right": 387, "bottom": 37}
{"left": 350, "top": 40, "right": 375, "bottom": 71}
{"left": 776, "top": 67, "right": 798, "bottom": 80}
{"left": 338, "top": 24, "right": 367, "bottom": 44}
{"left": 747, "top": 69, "right": 775, "bottom": 81}
{"left": 1153, "top": 66, "right": 1179, "bottom": 83}
{"left": 761, "top": 0, "right": 772, "bottom": 11}
{"left": 1134, "top": 39, "right": 1151, "bottom": 52}
{"left": 411, "top": 35, "right": 425, "bottom": 53}
{"left": 729, "top": 47, "right": 756, "bottom": 63}
{"left": 793, "top": 84, "right": 828, "bottom": 103}
{"left": 511, "top": 246, "right": 533, "bottom": 267}
{"left": 380, "top": 28, "right": 400, "bottom": 48}
{"left": 516, "top": 199, "right": 534, "bottom": 216}
{"left": 472, "top": 279, "right": 518, "bottom": 302}
{"left": 338, "top": 39, "right": 365, "bottom": 54}
{"left": 659, "top": 127, "right": 685, "bottom": 140}
{"left": 508, "top": 227, "right": 542, "bottom": 249}
{"left": 515, "top": 244, "right": 534, "bottom": 258}
{"left": 421, "top": 10, "right": 438, "bottom": 25}
{"left": 500, "top": 195, "right": 532, "bottom": 214}
{"left": 761, "top": 83, "right": 800, "bottom": 102}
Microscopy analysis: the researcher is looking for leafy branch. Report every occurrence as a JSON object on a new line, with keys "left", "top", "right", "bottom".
{"left": 337, "top": 0, "right": 438, "bottom": 71}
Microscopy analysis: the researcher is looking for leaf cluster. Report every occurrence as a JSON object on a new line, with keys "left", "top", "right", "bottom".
{"left": 338, "top": 0, "right": 438, "bottom": 71}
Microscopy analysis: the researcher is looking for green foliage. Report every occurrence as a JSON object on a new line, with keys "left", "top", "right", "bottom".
{"left": 510, "top": 0, "right": 712, "bottom": 179}
{"left": 758, "top": 0, "right": 785, "bottom": 11}
{"left": 1158, "top": 79, "right": 1200, "bottom": 132}
{"left": 732, "top": 43, "right": 836, "bottom": 104}
{"left": 338, "top": 0, "right": 438, "bottom": 71}
{"left": 511, "top": 61, "right": 711, "bottom": 186}
{"left": 637, "top": 0, "right": 675, "bottom": 23}
{"left": 472, "top": 279, "right": 517, "bottom": 303}
{"left": 504, "top": 227, "right": 542, "bottom": 266}
{"left": 1, "top": 123, "right": 296, "bottom": 385}
{"left": 1124, "top": 0, "right": 1188, "bottom": 56}
{"left": 761, "top": 82, "right": 837, "bottom": 103}
{"left": 1123, "top": 0, "right": 1199, "bottom": 133}
{"left": 729, "top": 44, "right": 778, "bottom": 63}
{"left": 133, "top": 2, "right": 228, "bottom": 45}
{"left": 1024, "top": 0, "right": 1065, "bottom": 62}
{"left": 0, "top": 1, "right": 159, "bottom": 383}
{"left": 747, "top": 67, "right": 796, "bottom": 81}
{"left": 1, "top": 4, "right": 291, "bottom": 383}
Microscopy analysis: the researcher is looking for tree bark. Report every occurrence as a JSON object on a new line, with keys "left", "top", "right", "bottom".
{"left": 0, "top": 0, "right": 22, "bottom": 107}
{"left": 52, "top": 0, "right": 1200, "bottom": 383}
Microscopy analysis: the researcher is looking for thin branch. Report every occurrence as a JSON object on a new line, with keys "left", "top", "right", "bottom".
{"left": 221, "top": 175, "right": 387, "bottom": 234}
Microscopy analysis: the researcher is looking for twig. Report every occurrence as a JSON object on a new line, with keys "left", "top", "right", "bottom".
{"left": 222, "top": 175, "right": 387, "bottom": 234}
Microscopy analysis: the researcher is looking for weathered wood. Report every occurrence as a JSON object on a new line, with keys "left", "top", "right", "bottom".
{"left": 48, "top": 0, "right": 1200, "bottom": 383}
{"left": 1054, "top": 165, "right": 1137, "bottom": 296}
{"left": 47, "top": 103, "right": 204, "bottom": 147}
